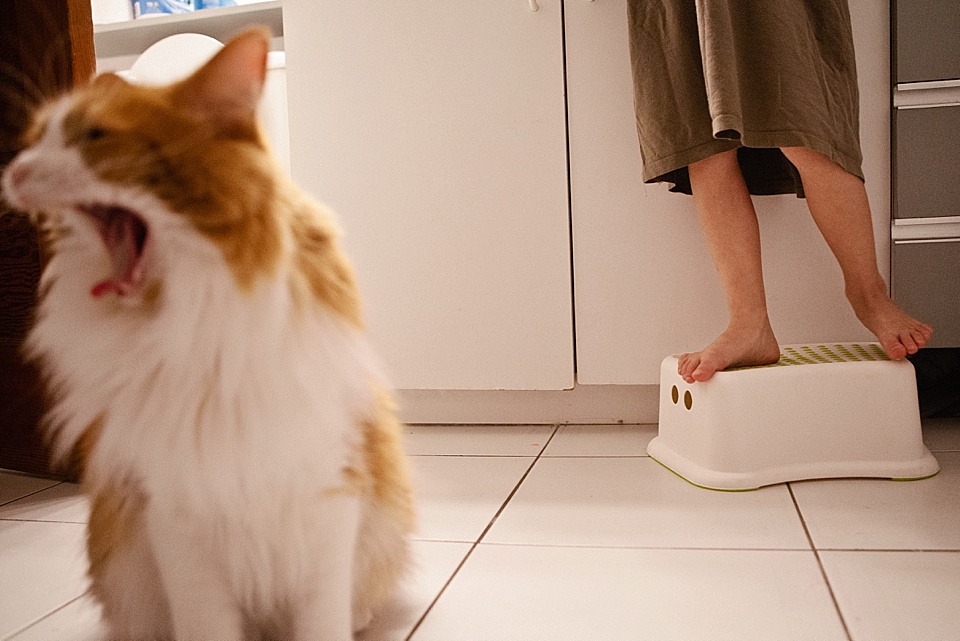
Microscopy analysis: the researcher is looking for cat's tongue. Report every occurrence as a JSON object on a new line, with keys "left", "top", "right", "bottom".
{"left": 84, "top": 205, "right": 149, "bottom": 299}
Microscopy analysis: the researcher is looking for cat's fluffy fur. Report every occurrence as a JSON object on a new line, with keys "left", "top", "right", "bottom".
{"left": 1, "top": 29, "right": 414, "bottom": 640}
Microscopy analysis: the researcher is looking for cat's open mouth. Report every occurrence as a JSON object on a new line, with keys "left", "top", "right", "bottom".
{"left": 79, "top": 204, "right": 150, "bottom": 299}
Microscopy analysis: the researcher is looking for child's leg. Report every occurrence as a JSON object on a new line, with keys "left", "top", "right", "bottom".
{"left": 680, "top": 149, "right": 780, "bottom": 383}
{"left": 781, "top": 146, "right": 933, "bottom": 359}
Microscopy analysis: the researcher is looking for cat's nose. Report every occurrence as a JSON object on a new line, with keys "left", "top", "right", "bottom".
{"left": 6, "top": 160, "right": 31, "bottom": 191}
{"left": 2, "top": 157, "right": 36, "bottom": 210}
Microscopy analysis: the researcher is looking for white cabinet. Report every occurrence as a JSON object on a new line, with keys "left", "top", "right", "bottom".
{"left": 283, "top": 0, "right": 574, "bottom": 390}
{"left": 283, "top": 0, "right": 891, "bottom": 392}
{"left": 566, "top": 0, "right": 886, "bottom": 385}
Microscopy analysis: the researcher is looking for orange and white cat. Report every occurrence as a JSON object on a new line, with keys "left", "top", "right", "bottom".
{"left": 1, "top": 29, "right": 414, "bottom": 641}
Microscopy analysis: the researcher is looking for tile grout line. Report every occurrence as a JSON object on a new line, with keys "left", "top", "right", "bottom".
{"left": 815, "top": 547, "right": 960, "bottom": 553}
{"left": 476, "top": 540, "right": 960, "bottom": 553}
{"left": 0, "top": 518, "right": 87, "bottom": 525}
{"left": 788, "top": 483, "right": 853, "bottom": 641}
{"left": 401, "top": 544, "right": 480, "bottom": 641}
{"left": 2, "top": 594, "right": 86, "bottom": 641}
{"left": 472, "top": 425, "right": 561, "bottom": 545}
{"left": 409, "top": 454, "right": 651, "bottom": 459}
{"left": 403, "top": 424, "right": 562, "bottom": 641}
{"left": 465, "top": 541, "right": 822, "bottom": 552}
{"left": 408, "top": 454, "right": 549, "bottom": 459}
{"left": 0, "top": 481, "right": 64, "bottom": 510}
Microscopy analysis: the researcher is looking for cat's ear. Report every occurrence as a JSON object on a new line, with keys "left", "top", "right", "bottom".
{"left": 173, "top": 29, "right": 270, "bottom": 133}
{"left": 91, "top": 72, "right": 127, "bottom": 92}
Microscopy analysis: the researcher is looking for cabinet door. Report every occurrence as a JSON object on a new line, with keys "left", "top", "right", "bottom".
{"left": 895, "top": 0, "right": 960, "bottom": 84}
{"left": 566, "top": 0, "right": 883, "bottom": 384}
{"left": 282, "top": 1, "right": 573, "bottom": 390}
{"left": 895, "top": 104, "right": 960, "bottom": 220}
{"left": 892, "top": 239, "right": 960, "bottom": 347}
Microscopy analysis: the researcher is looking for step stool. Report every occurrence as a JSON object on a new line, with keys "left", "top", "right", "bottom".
{"left": 647, "top": 342, "right": 940, "bottom": 491}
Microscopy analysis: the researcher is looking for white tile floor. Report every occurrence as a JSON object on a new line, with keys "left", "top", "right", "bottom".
{"left": 1, "top": 419, "right": 959, "bottom": 641}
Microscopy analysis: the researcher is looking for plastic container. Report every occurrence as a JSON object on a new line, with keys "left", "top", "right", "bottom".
{"left": 195, "top": 0, "right": 237, "bottom": 9}
{"left": 648, "top": 343, "right": 940, "bottom": 491}
{"left": 134, "top": 0, "right": 194, "bottom": 18}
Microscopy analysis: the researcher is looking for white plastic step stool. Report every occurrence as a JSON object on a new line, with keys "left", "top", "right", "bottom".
{"left": 647, "top": 342, "right": 940, "bottom": 491}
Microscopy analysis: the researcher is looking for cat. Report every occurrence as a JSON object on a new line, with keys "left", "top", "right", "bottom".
{"left": 1, "top": 28, "right": 414, "bottom": 641}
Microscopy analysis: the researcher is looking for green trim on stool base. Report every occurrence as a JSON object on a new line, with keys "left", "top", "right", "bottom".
{"left": 892, "top": 471, "right": 941, "bottom": 482}
{"left": 650, "top": 453, "right": 941, "bottom": 490}
{"left": 648, "top": 455, "right": 760, "bottom": 493}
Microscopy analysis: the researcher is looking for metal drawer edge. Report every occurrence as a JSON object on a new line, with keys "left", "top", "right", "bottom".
{"left": 894, "top": 80, "right": 960, "bottom": 109}
{"left": 892, "top": 216, "right": 960, "bottom": 242}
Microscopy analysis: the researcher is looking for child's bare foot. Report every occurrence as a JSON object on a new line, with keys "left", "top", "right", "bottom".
{"left": 848, "top": 289, "right": 933, "bottom": 360}
{"left": 677, "top": 323, "right": 780, "bottom": 383}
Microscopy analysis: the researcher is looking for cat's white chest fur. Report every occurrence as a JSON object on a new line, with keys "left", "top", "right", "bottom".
{"left": 29, "top": 247, "right": 388, "bottom": 637}
{"left": 31, "top": 243, "right": 378, "bottom": 504}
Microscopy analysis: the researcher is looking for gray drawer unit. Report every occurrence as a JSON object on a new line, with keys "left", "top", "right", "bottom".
{"left": 892, "top": 239, "right": 960, "bottom": 348}
{"left": 895, "top": 0, "right": 960, "bottom": 83}
{"left": 894, "top": 104, "right": 960, "bottom": 220}
{"left": 893, "top": 0, "right": 960, "bottom": 351}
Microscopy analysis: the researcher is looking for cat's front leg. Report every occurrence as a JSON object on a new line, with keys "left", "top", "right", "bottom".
{"left": 146, "top": 506, "right": 245, "bottom": 641}
{"left": 290, "top": 493, "right": 363, "bottom": 641}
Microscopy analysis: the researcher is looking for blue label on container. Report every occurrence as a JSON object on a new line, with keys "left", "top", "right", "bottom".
{"left": 195, "top": 0, "right": 237, "bottom": 8}
{"left": 134, "top": 0, "right": 194, "bottom": 17}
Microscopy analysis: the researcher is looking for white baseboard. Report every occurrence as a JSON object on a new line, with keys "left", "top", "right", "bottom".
{"left": 396, "top": 384, "right": 660, "bottom": 425}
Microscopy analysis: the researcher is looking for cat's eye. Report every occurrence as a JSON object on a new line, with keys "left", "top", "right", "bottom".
{"left": 85, "top": 126, "right": 108, "bottom": 142}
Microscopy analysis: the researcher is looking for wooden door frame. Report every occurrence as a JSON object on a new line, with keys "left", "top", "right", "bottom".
{"left": 0, "top": 0, "right": 94, "bottom": 478}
